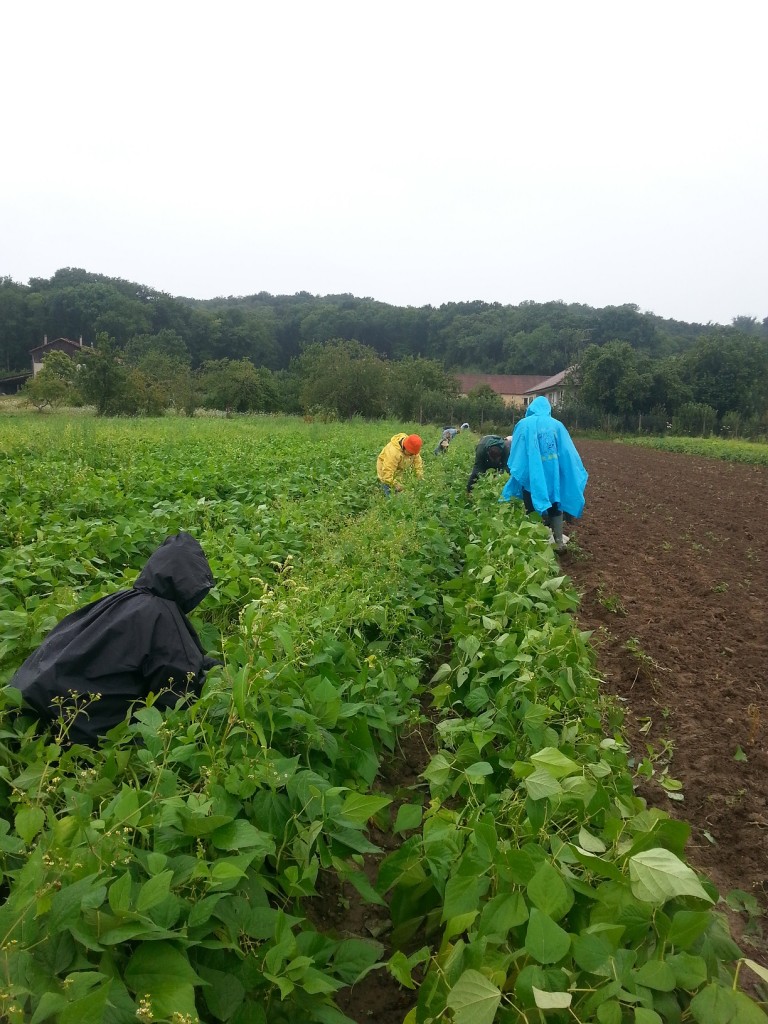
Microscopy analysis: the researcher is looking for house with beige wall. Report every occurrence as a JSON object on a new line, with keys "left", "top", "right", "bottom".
{"left": 29, "top": 337, "right": 90, "bottom": 376}
{"left": 455, "top": 373, "right": 550, "bottom": 408}
{"left": 522, "top": 369, "right": 573, "bottom": 408}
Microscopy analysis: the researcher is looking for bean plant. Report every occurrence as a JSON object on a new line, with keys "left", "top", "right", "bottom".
{"left": 0, "top": 415, "right": 764, "bottom": 1024}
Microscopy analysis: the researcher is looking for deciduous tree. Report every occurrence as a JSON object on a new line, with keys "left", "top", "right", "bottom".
{"left": 22, "top": 350, "right": 80, "bottom": 410}
{"left": 78, "top": 333, "right": 130, "bottom": 415}
{"left": 296, "top": 339, "right": 389, "bottom": 419}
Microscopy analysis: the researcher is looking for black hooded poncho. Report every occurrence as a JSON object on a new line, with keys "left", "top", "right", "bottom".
{"left": 10, "top": 532, "right": 217, "bottom": 745}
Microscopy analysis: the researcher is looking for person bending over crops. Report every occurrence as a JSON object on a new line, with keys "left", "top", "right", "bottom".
{"left": 499, "top": 396, "right": 588, "bottom": 553}
{"left": 9, "top": 532, "right": 221, "bottom": 745}
{"left": 434, "top": 422, "right": 469, "bottom": 455}
{"left": 466, "top": 434, "right": 512, "bottom": 492}
{"left": 377, "top": 432, "right": 423, "bottom": 495}
{"left": 434, "top": 426, "right": 459, "bottom": 455}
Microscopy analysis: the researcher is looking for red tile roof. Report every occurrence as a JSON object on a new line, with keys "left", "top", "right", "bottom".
{"left": 524, "top": 369, "right": 570, "bottom": 393}
{"left": 456, "top": 373, "right": 550, "bottom": 394}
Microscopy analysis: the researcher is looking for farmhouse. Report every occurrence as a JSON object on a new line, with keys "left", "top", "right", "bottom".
{"left": 30, "top": 336, "right": 90, "bottom": 376}
{"left": 522, "top": 368, "right": 573, "bottom": 408}
{"left": 455, "top": 373, "right": 550, "bottom": 408}
{"left": 0, "top": 336, "right": 93, "bottom": 395}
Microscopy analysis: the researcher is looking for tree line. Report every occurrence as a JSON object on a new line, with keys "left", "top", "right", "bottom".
{"left": 3, "top": 267, "right": 767, "bottom": 375}
{"left": 22, "top": 336, "right": 515, "bottom": 431}
{"left": 3, "top": 268, "right": 767, "bottom": 436}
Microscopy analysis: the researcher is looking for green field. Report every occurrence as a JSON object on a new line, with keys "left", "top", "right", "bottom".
{"left": 0, "top": 416, "right": 764, "bottom": 1024}
{"left": 623, "top": 434, "right": 768, "bottom": 466}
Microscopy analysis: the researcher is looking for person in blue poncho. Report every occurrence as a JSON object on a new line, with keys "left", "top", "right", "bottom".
{"left": 499, "top": 396, "right": 588, "bottom": 553}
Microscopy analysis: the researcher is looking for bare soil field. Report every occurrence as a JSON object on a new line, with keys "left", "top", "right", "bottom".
{"left": 566, "top": 439, "right": 768, "bottom": 954}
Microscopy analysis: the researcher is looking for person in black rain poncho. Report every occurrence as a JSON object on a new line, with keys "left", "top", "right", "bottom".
{"left": 10, "top": 532, "right": 220, "bottom": 746}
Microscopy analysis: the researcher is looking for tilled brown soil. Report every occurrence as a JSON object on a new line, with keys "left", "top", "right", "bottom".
{"left": 566, "top": 439, "right": 768, "bottom": 955}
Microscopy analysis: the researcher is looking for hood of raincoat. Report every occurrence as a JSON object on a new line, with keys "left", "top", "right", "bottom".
{"left": 525, "top": 396, "right": 552, "bottom": 417}
{"left": 134, "top": 532, "right": 215, "bottom": 613}
{"left": 10, "top": 532, "right": 216, "bottom": 745}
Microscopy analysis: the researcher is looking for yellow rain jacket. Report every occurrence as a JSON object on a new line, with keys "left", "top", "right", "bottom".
{"left": 377, "top": 433, "right": 424, "bottom": 487}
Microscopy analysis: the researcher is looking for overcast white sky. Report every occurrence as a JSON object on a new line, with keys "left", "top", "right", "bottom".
{"left": 2, "top": 1, "right": 766, "bottom": 326}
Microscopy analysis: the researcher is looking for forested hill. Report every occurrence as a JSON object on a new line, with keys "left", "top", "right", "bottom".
{"left": 1, "top": 267, "right": 766, "bottom": 375}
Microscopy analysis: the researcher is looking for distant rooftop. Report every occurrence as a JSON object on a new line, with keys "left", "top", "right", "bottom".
{"left": 456, "top": 373, "right": 550, "bottom": 394}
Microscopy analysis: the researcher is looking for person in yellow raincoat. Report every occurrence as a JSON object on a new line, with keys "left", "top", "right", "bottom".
{"left": 376, "top": 433, "right": 423, "bottom": 495}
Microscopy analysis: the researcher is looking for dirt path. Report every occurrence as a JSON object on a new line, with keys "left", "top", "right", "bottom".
{"left": 565, "top": 439, "right": 768, "bottom": 954}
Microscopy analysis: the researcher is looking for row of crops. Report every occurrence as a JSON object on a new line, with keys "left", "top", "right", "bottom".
{"left": 625, "top": 435, "right": 768, "bottom": 466}
{"left": 0, "top": 415, "right": 765, "bottom": 1024}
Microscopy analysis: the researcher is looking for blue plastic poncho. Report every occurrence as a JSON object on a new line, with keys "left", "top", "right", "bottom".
{"left": 500, "top": 396, "right": 588, "bottom": 517}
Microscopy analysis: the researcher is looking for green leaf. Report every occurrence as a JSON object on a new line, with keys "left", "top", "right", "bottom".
{"left": 464, "top": 761, "right": 493, "bottom": 783}
{"left": 104, "top": 785, "right": 141, "bottom": 828}
{"left": 388, "top": 950, "right": 417, "bottom": 990}
{"left": 634, "top": 960, "right": 676, "bottom": 991}
{"left": 187, "top": 892, "right": 226, "bottom": 928}
{"left": 125, "top": 941, "right": 202, "bottom": 1020}
{"left": 530, "top": 747, "right": 580, "bottom": 778}
{"left": 210, "top": 820, "right": 275, "bottom": 854}
{"left": 210, "top": 859, "right": 247, "bottom": 888}
{"left": 329, "top": 826, "right": 382, "bottom": 854}
{"left": 578, "top": 826, "right": 607, "bottom": 853}
{"left": 393, "top": 803, "right": 422, "bottom": 834}
{"left": 597, "top": 1001, "right": 622, "bottom": 1024}
{"left": 48, "top": 875, "right": 106, "bottom": 932}
{"left": 15, "top": 805, "right": 45, "bottom": 844}
{"left": 464, "top": 687, "right": 490, "bottom": 713}
{"left": 527, "top": 862, "right": 574, "bottom": 920}
{"left": 444, "top": 911, "right": 479, "bottom": 941}
{"left": 180, "top": 812, "right": 233, "bottom": 837}
{"left": 525, "top": 908, "right": 571, "bottom": 964}
{"left": 441, "top": 874, "right": 490, "bottom": 922}
{"left": 667, "top": 910, "right": 712, "bottom": 949}
{"left": 629, "top": 849, "right": 713, "bottom": 905}
{"left": 136, "top": 870, "right": 173, "bottom": 914}
{"left": 524, "top": 768, "right": 562, "bottom": 801}
{"left": 423, "top": 753, "right": 453, "bottom": 787}
{"left": 199, "top": 965, "right": 246, "bottom": 1021}
{"left": 430, "top": 663, "right": 451, "bottom": 683}
{"left": 446, "top": 969, "right": 502, "bottom": 1024}
{"left": 0, "top": 609, "right": 27, "bottom": 639}
{"left": 667, "top": 951, "right": 708, "bottom": 990}
{"left": 231, "top": 666, "right": 247, "bottom": 720}
{"left": 108, "top": 871, "right": 132, "bottom": 916}
{"left": 533, "top": 987, "right": 571, "bottom": 1009}
{"left": 458, "top": 634, "right": 481, "bottom": 660}
{"left": 300, "top": 966, "right": 343, "bottom": 995}
{"left": 272, "top": 623, "right": 295, "bottom": 658}
{"left": 634, "top": 1010, "right": 663, "bottom": 1024}
{"left": 477, "top": 892, "right": 529, "bottom": 939}
{"left": 690, "top": 983, "right": 740, "bottom": 1023}
{"left": 513, "top": 964, "right": 570, "bottom": 1010}
{"left": 58, "top": 983, "right": 112, "bottom": 1024}
{"left": 333, "top": 937, "right": 384, "bottom": 984}
{"left": 30, "top": 993, "right": 67, "bottom": 1024}
{"left": 345, "top": 869, "right": 387, "bottom": 907}
{"left": 340, "top": 792, "right": 392, "bottom": 826}
{"left": 730, "top": 991, "right": 768, "bottom": 1023}
{"left": 573, "top": 933, "right": 614, "bottom": 975}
